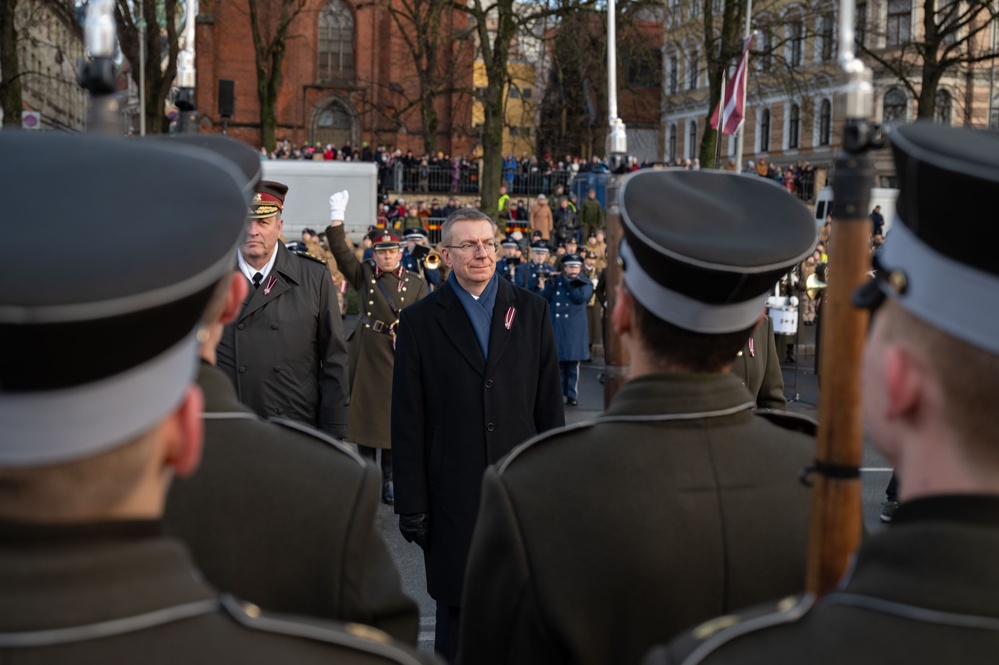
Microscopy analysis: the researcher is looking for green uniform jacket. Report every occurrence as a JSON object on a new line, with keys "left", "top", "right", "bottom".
{"left": 164, "top": 363, "right": 418, "bottom": 642}
{"left": 217, "top": 243, "right": 349, "bottom": 438}
{"left": 327, "top": 224, "right": 427, "bottom": 448}
{"left": 647, "top": 496, "right": 999, "bottom": 665}
{"left": 458, "top": 372, "right": 815, "bottom": 665}
{"left": 731, "top": 316, "right": 787, "bottom": 410}
{"left": 0, "top": 521, "right": 440, "bottom": 664}
{"left": 578, "top": 198, "right": 604, "bottom": 232}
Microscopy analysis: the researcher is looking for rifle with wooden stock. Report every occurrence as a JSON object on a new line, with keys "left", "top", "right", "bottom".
{"left": 805, "top": 0, "right": 884, "bottom": 597}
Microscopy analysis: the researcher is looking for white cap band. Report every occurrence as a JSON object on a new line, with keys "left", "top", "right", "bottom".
{"left": 0, "top": 332, "right": 200, "bottom": 467}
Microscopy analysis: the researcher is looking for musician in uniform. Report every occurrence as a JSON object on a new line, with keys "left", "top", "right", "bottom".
{"left": 536, "top": 253, "right": 593, "bottom": 406}
{"left": 644, "top": 122, "right": 999, "bottom": 665}
{"left": 495, "top": 236, "right": 523, "bottom": 283}
{"left": 216, "top": 180, "right": 349, "bottom": 439}
{"left": 0, "top": 132, "right": 437, "bottom": 665}
{"left": 325, "top": 192, "right": 428, "bottom": 505}
{"left": 401, "top": 227, "right": 442, "bottom": 290}
{"left": 515, "top": 239, "right": 551, "bottom": 291}
{"left": 582, "top": 250, "right": 604, "bottom": 353}
{"left": 458, "top": 169, "right": 818, "bottom": 665}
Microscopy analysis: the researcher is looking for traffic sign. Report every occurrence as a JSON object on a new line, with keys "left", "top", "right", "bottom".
{"left": 22, "top": 111, "right": 41, "bottom": 129}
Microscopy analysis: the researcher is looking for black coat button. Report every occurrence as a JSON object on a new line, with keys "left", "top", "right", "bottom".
{"left": 486, "top": 423, "right": 495, "bottom": 432}
{"left": 238, "top": 366, "right": 246, "bottom": 373}
{"left": 485, "top": 379, "right": 494, "bottom": 388}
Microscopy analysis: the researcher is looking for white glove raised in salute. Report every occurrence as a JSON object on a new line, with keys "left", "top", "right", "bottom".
{"left": 329, "top": 190, "right": 349, "bottom": 221}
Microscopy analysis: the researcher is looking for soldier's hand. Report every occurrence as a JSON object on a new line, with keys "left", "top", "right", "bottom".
{"left": 329, "top": 190, "right": 350, "bottom": 222}
{"left": 399, "top": 513, "right": 429, "bottom": 550}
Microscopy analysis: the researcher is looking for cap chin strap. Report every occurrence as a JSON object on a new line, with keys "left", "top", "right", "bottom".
{"left": 619, "top": 239, "right": 768, "bottom": 334}
{"left": 0, "top": 331, "right": 199, "bottom": 467}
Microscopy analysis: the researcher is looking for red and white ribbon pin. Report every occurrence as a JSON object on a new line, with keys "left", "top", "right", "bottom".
{"left": 504, "top": 306, "right": 516, "bottom": 330}
{"left": 263, "top": 274, "right": 278, "bottom": 296}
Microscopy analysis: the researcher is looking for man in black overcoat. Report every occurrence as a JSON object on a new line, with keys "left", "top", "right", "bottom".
{"left": 391, "top": 208, "right": 564, "bottom": 661}
{"left": 645, "top": 123, "right": 999, "bottom": 665}
{"left": 217, "top": 180, "right": 350, "bottom": 438}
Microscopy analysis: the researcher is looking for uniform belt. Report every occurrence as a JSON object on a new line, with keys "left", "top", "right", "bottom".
{"left": 358, "top": 313, "right": 397, "bottom": 335}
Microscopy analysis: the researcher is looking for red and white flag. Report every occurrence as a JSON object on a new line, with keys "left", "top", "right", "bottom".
{"left": 710, "top": 35, "right": 755, "bottom": 135}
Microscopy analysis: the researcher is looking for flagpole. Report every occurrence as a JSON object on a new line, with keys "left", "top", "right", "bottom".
{"left": 733, "top": 0, "right": 753, "bottom": 172}
{"left": 714, "top": 71, "right": 727, "bottom": 167}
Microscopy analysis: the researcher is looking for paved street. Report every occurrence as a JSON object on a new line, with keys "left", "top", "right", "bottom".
{"left": 375, "top": 322, "right": 893, "bottom": 652}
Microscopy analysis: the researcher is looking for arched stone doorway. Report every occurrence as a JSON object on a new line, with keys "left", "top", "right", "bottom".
{"left": 311, "top": 96, "right": 359, "bottom": 150}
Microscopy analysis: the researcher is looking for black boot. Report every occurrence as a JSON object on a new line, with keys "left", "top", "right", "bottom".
{"left": 381, "top": 450, "right": 394, "bottom": 505}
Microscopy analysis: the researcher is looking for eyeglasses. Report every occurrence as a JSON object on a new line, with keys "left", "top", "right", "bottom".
{"left": 443, "top": 241, "right": 500, "bottom": 254}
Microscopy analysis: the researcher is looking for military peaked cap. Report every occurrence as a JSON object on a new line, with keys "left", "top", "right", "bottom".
{"left": 854, "top": 121, "right": 999, "bottom": 355}
{"left": 0, "top": 133, "right": 250, "bottom": 467}
{"left": 619, "top": 169, "right": 817, "bottom": 333}
{"left": 249, "top": 180, "right": 289, "bottom": 219}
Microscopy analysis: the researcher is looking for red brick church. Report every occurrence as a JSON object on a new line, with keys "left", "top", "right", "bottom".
{"left": 194, "top": 0, "right": 477, "bottom": 154}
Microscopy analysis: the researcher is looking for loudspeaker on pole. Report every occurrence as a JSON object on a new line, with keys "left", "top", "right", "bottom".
{"left": 218, "top": 79, "right": 235, "bottom": 117}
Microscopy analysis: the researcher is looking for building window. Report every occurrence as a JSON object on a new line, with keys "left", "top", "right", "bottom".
{"left": 688, "top": 49, "right": 699, "bottom": 90}
{"left": 887, "top": 0, "right": 911, "bottom": 46}
{"left": 628, "top": 49, "right": 661, "bottom": 88}
{"left": 819, "top": 99, "right": 832, "bottom": 145}
{"left": 818, "top": 13, "right": 835, "bottom": 61}
{"left": 789, "top": 103, "right": 801, "bottom": 148}
{"left": 935, "top": 90, "right": 952, "bottom": 124}
{"left": 668, "top": 55, "right": 678, "bottom": 94}
{"left": 790, "top": 20, "right": 804, "bottom": 67}
{"left": 712, "top": 0, "right": 723, "bottom": 13}
{"left": 668, "top": 0, "right": 681, "bottom": 27}
{"left": 318, "top": 0, "right": 354, "bottom": 81}
{"left": 509, "top": 87, "right": 520, "bottom": 99}
{"left": 856, "top": 2, "right": 868, "bottom": 48}
{"left": 669, "top": 124, "right": 678, "bottom": 161}
{"left": 759, "top": 108, "right": 771, "bottom": 151}
{"left": 688, "top": 120, "right": 698, "bottom": 159}
{"left": 756, "top": 26, "right": 773, "bottom": 72}
{"left": 883, "top": 88, "right": 907, "bottom": 123}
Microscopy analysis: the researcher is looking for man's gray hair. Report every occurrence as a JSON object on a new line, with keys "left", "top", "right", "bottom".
{"left": 441, "top": 208, "right": 496, "bottom": 246}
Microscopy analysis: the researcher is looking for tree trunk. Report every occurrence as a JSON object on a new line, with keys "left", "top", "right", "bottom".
{"left": 0, "top": 0, "right": 22, "bottom": 127}
{"left": 698, "top": 0, "right": 742, "bottom": 168}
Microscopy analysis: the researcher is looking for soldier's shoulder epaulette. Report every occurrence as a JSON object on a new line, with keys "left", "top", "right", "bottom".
{"left": 497, "top": 420, "right": 598, "bottom": 474}
{"left": 402, "top": 269, "right": 424, "bottom": 280}
{"left": 753, "top": 409, "right": 818, "bottom": 436}
{"left": 660, "top": 594, "right": 813, "bottom": 665}
{"left": 268, "top": 417, "right": 366, "bottom": 467}
{"left": 294, "top": 250, "right": 327, "bottom": 265}
{"left": 219, "top": 595, "right": 428, "bottom": 664}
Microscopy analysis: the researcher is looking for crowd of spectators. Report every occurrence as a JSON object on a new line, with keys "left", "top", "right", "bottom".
{"left": 740, "top": 157, "right": 817, "bottom": 202}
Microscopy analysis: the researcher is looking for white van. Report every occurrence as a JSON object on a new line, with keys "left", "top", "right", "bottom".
{"left": 813, "top": 186, "right": 898, "bottom": 236}
{"left": 261, "top": 160, "right": 377, "bottom": 244}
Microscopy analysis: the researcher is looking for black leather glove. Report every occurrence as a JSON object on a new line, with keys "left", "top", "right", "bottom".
{"left": 399, "top": 513, "right": 430, "bottom": 550}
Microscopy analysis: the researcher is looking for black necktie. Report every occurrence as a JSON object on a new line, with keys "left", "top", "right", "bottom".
{"left": 252, "top": 272, "right": 263, "bottom": 289}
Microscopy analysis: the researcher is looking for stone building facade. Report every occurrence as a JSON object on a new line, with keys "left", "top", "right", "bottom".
{"left": 662, "top": 0, "right": 999, "bottom": 187}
